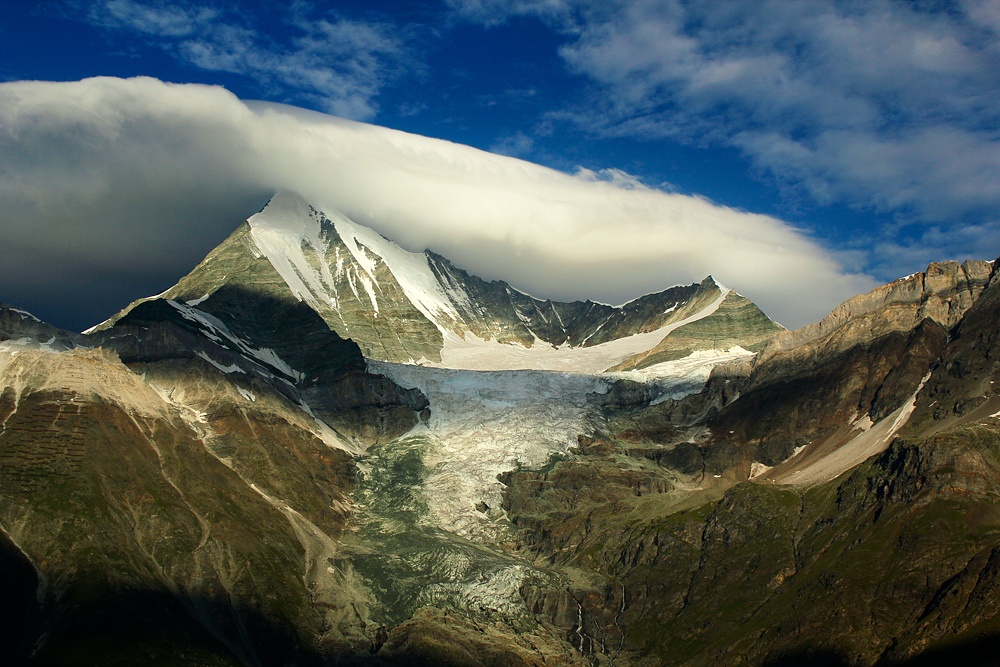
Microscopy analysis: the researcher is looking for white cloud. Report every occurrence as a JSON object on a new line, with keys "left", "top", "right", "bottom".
{"left": 462, "top": 0, "right": 1000, "bottom": 248}
{"left": 80, "top": 0, "right": 409, "bottom": 119}
{"left": 94, "top": 0, "right": 215, "bottom": 36}
{"left": 446, "top": 0, "right": 574, "bottom": 26}
{"left": 489, "top": 131, "right": 535, "bottom": 157}
{"left": 0, "top": 77, "right": 875, "bottom": 331}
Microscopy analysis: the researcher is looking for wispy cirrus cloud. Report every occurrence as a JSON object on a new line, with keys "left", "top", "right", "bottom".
{"left": 91, "top": 0, "right": 215, "bottom": 36}
{"left": 77, "top": 0, "right": 412, "bottom": 119}
{"left": 562, "top": 1, "right": 1000, "bottom": 213}
{"left": 446, "top": 0, "right": 573, "bottom": 26}
{"left": 453, "top": 0, "right": 1000, "bottom": 271}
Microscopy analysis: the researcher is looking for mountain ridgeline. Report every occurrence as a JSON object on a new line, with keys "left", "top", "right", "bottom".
{"left": 94, "top": 192, "right": 782, "bottom": 366}
{"left": 1, "top": 191, "right": 999, "bottom": 667}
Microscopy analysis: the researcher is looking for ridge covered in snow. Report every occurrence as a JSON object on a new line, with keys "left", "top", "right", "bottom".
{"left": 243, "top": 192, "right": 767, "bottom": 371}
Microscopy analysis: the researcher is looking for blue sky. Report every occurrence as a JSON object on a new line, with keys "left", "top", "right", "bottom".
{"left": 1, "top": 0, "right": 999, "bottom": 331}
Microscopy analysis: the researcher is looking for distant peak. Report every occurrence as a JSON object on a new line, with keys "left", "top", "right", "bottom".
{"left": 700, "top": 275, "right": 731, "bottom": 295}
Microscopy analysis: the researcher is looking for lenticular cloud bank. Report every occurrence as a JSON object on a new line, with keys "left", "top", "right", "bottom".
{"left": 0, "top": 76, "right": 873, "bottom": 329}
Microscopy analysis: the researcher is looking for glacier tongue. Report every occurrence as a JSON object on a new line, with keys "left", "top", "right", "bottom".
{"left": 356, "top": 348, "right": 749, "bottom": 626}
{"left": 346, "top": 360, "right": 611, "bottom": 627}
{"left": 367, "top": 360, "right": 609, "bottom": 540}
{"left": 366, "top": 343, "right": 750, "bottom": 542}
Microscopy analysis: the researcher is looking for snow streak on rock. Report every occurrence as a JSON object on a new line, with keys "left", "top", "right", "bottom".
{"left": 332, "top": 212, "right": 463, "bottom": 333}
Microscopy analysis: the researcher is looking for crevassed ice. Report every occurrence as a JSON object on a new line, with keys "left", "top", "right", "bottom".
{"left": 369, "top": 360, "right": 608, "bottom": 541}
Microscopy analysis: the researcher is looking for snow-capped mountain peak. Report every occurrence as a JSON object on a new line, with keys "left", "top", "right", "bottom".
{"left": 101, "top": 192, "right": 783, "bottom": 371}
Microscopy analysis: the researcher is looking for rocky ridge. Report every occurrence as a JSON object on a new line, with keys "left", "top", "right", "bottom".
{"left": 609, "top": 289, "right": 783, "bottom": 371}
{"left": 493, "top": 254, "right": 1000, "bottom": 666}
{"left": 751, "top": 259, "right": 993, "bottom": 385}
{"left": 94, "top": 193, "right": 783, "bottom": 368}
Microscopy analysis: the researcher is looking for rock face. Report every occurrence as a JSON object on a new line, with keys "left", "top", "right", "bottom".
{"left": 499, "top": 426, "right": 1000, "bottom": 666}
{"left": 605, "top": 258, "right": 997, "bottom": 484}
{"left": 494, "top": 256, "right": 1000, "bottom": 666}
{"left": 94, "top": 193, "right": 783, "bottom": 367}
{"left": 710, "top": 259, "right": 996, "bottom": 475}
{"left": 1, "top": 268, "right": 441, "bottom": 663}
{"left": 0, "top": 343, "right": 365, "bottom": 665}
{"left": 95, "top": 286, "right": 427, "bottom": 446}
{"left": 609, "top": 289, "right": 784, "bottom": 371}
{"left": 425, "top": 251, "right": 713, "bottom": 349}
{"left": 0, "top": 304, "right": 80, "bottom": 349}
{"left": 752, "top": 259, "right": 993, "bottom": 384}
{"left": 905, "top": 262, "right": 1000, "bottom": 439}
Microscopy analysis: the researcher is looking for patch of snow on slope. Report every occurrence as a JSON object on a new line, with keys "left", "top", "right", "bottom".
{"left": 7, "top": 307, "right": 41, "bottom": 322}
{"left": 195, "top": 351, "right": 245, "bottom": 374}
{"left": 185, "top": 293, "right": 210, "bottom": 306}
{"left": 437, "top": 286, "right": 732, "bottom": 372}
{"left": 779, "top": 372, "right": 932, "bottom": 487}
{"left": 166, "top": 300, "right": 304, "bottom": 381}
{"left": 611, "top": 346, "right": 756, "bottom": 404}
{"left": 359, "top": 272, "right": 379, "bottom": 315}
{"left": 332, "top": 213, "right": 462, "bottom": 333}
{"left": 369, "top": 360, "right": 608, "bottom": 540}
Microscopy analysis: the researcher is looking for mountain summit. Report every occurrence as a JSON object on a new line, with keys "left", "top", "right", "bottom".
{"left": 97, "top": 192, "right": 783, "bottom": 371}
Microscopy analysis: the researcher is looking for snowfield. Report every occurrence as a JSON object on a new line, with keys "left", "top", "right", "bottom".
{"left": 434, "top": 285, "right": 730, "bottom": 373}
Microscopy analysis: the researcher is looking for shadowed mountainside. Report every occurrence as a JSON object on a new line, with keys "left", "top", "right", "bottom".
{"left": 1, "top": 244, "right": 998, "bottom": 666}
